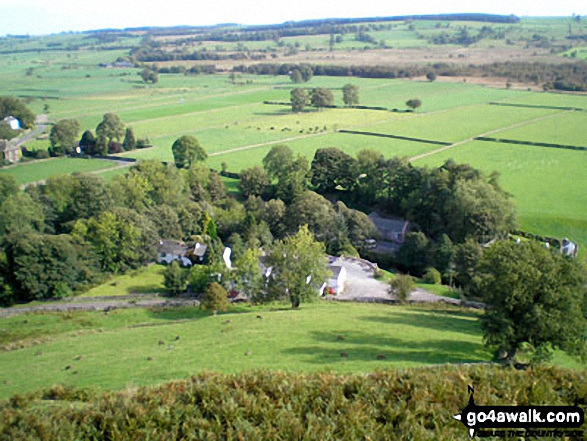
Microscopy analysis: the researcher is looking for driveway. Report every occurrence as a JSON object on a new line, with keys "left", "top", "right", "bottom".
{"left": 330, "top": 257, "right": 459, "bottom": 305}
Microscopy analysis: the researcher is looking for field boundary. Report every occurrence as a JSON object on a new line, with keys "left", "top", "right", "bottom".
{"left": 339, "top": 130, "right": 451, "bottom": 146}
{"left": 489, "top": 102, "right": 583, "bottom": 111}
{"left": 476, "top": 136, "right": 587, "bottom": 151}
{"left": 409, "top": 110, "right": 573, "bottom": 161}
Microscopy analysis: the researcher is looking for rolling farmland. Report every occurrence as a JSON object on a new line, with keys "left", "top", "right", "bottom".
{"left": 0, "top": 22, "right": 586, "bottom": 256}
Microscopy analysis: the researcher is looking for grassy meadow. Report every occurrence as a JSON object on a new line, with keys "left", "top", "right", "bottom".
{"left": 1, "top": 301, "right": 583, "bottom": 400}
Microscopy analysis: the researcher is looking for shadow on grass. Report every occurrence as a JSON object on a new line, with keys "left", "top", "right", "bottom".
{"left": 282, "top": 329, "right": 489, "bottom": 365}
{"left": 145, "top": 304, "right": 254, "bottom": 321}
{"left": 126, "top": 285, "right": 166, "bottom": 295}
{"left": 358, "top": 309, "right": 480, "bottom": 335}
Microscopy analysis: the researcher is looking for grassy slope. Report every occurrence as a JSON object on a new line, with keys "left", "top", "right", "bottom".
{"left": 79, "top": 264, "right": 166, "bottom": 298}
{"left": 0, "top": 303, "right": 487, "bottom": 399}
{"left": 1, "top": 302, "right": 583, "bottom": 400}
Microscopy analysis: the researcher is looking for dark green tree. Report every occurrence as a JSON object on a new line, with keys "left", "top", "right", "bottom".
{"left": 310, "top": 148, "right": 357, "bottom": 192}
{"left": 290, "top": 88, "right": 309, "bottom": 112}
{"left": 171, "top": 135, "right": 207, "bottom": 168}
{"left": 140, "top": 68, "right": 158, "bottom": 84}
{"left": 426, "top": 72, "right": 437, "bottom": 82}
{"left": 479, "top": 240, "right": 587, "bottom": 365}
{"left": 49, "top": 119, "right": 80, "bottom": 156}
{"left": 96, "top": 113, "right": 125, "bottom": 145}
{"left": 164, "top": 261, "right": 188, "bottom": 296}
{"left": 289, "top": 69, "right": 303, "bottom": 83}
{"left": 454, "top": 238, "right": 483, "bottom": 297}
{"left": 310, "top": 88, "right": 335, "bottom": 110}
{"left": 4, "top": 232, "right": 99, "bottom": 301}
{"left": 238, "top": 166, "right": 270, "bottom": 198}
{"left": 0, "top": 175, "right": 19, "bottom": 206}
{"left": 286, "top": 191, "right": 336, "bottom": 243}
{"left": 342, "top": 84, "right": 360, "bottom": 107}
{"left": 79, "top": 130, "right": 97, "bottom": 155}
{"left": 406, "top": 99, "right": 422, "bottom": 111}
{"left": 0, "top": 192, "right": 45, "bottom": 236}
{"left": 200, "top": 282, "right": 229, "bottom": 314}
{"left": 397, "top": 232, "right": 430, "bottom": 275}
{"left": 123, "top": 127, "right": 137, "bottom": 151}
{"left": 69, "top": 175, "right": 113, "bottom": 221}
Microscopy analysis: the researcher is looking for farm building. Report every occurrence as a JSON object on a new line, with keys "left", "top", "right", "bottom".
{"left": 369, "top": 212, "right": 411, "bottom": 244}
{"left": 561, "top": 238, "right": 578, "bottom": 258}
{"left": 0, "top": 140, "right": 20, "bottom": 163}
{"left": 2, "top": 116, "right": 20, "bottom": 130}
{"left": 157, "top": 239, "right": 192, "bottom": 266}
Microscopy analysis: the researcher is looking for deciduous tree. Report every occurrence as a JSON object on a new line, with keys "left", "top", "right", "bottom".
{"left": 266, "top": 225, "right": 330, "bottom": 308}
{"left": 49, "top": 119, "right": 80, "bottom": 156}
{"left": 406, "top": 99, "right": 422, "bottom": 111}
{"left": 96, "top": 113, "right": 125, "bottom": 145}
{"left": 310, "top": 87, "right": 334, "bottom": 110}
{"left": 479, "top": 240, "right": 587, "bottom": 365}
{"left": 342, "top": 84, "right": 360, "bottom": 107}
{"left": 290, "top": 88, "right": 309, "bottom": 112}
{"left": 171, "top": 135, "right": 207, "bottom": 168}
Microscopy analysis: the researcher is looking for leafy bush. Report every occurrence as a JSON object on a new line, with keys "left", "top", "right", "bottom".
{"left": 200, "top": 282, "right": 229, "bottom": 313}
{"left": 388, "top": 274, "right": 415, "bottom": 304}
{"left": 424, "top": 267, "right": 442, "bottom": 285}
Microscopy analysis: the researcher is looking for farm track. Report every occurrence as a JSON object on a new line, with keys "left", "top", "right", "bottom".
{"left": 409, "top": 110, "right": 573, "bottom": 162}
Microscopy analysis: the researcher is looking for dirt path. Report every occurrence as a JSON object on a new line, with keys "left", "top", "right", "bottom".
{"left": 409, "top": 110, "right": 573, "bottom": 162}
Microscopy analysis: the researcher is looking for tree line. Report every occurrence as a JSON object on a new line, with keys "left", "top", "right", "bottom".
{"left": 235, "top": 61, "right": 587, "bottom": 91}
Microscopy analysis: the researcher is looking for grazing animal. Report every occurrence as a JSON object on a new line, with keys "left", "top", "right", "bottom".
{"left": 256, "top": 315, "right": 263, "bottom": 320}
{"left": 65, "top": 365, "right": 71, "bottom": 370}
{"left": 376, "top": 354, "right": 386, "bottom": 360}
{"left": 175, "top": 336, "right": 180, "bottom": 341}
{"left": 336, "top": 335, "right": 345, "bottom": 341}
{"left": 75, "top": 355, "right": 83, "bottom": 361}
{"left": 340, "top": 352, "right": 348, "bottom": 358}
{"left": 225, "top": 319, "right": 232, "bottom": 324}
{"left": 245, "top": 350, "right": 253, "bottom": 356}
{"left": 147, "top": 357, "right": 153, "bottom": 361}
{"left": 158, "top": 340, "right": 165, "bottom": 345}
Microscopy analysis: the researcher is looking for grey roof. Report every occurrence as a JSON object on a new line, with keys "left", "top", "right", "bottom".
{"left": 158, "top": 240, "right": 188, "bottom": 256}
{"left": 369, "top": 212, "right": 409, "bottom": 234}
{"left": 329, "top": 265, "right": 344, "bottom": 278}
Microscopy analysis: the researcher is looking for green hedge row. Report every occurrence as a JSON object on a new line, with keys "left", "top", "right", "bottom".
{"left": 340, "top": 129, "right": 452, "bottom": 146}
{"left": 476, "top": 136, "right": 587, "bottom": 151}
{"left": 1, "top": 365, "right": 585, "bottom": 440}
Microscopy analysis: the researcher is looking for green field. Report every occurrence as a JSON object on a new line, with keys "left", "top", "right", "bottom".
{"left": 1, "top": 301, "right": 583, "bottom": 400}
{"left": 0, "top": 158, "right": 118, "bottom": 185}
{"left": 79, "top": 264, "right": 166, "bottom": 298}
